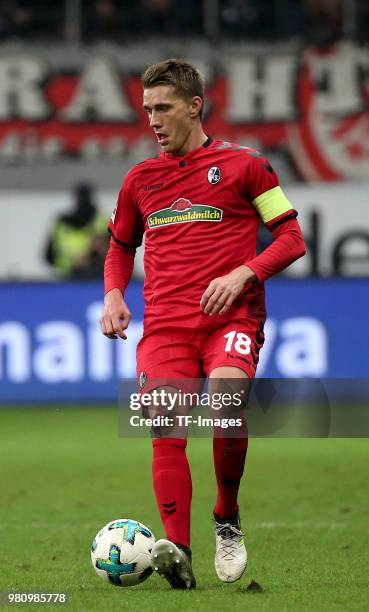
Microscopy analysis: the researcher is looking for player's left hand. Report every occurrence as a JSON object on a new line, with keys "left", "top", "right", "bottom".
{"left": 200, "top": 265, "right": 256, "bottom": 316}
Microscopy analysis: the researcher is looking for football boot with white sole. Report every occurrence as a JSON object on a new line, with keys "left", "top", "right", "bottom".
{"left": 214, "top": 513, "right": 247, "bottom": 582}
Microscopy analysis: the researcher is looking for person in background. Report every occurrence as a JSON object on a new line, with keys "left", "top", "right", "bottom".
{"left": 44, "top": 183, "right": 108, "bottom": 279}
{"left": 303, "top": 0, "right": 343, "bottom": 45}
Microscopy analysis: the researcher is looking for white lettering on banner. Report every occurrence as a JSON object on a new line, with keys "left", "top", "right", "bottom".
{"left": 0, "top": 322, "right": 31, "bottom": 382}
{"left": 276, "top": 317, "right": 327, "bottom": 377}
{"left": 308, "top": 48, "right": 363, "bottom": 116}
{"left": 256, "top": 319, "right": 277, "bottom": 376}
{"left": 257, "top": 317, "right": 328, "bottom": 377}
{"left": 0, "top": 57, "right": 50, "bottom": 120}
{"left": 227, "top": 57, "right": 295, "bottom": 122}
{"left": 87, "top": 302, "right": 113, "bottom": 381}
{"left": 117, "top": 321, "right": 143, "bottom": 378}
{"left": 0, "top": 47, "right": 367, "bottom": 178}
{"left": 33, "top": 322, "right": 84, "bottom": 383}
{"left": 86, "top": 301, "right": 143, "bottom": 380}
{"left": 0, "top": 50, "right": 366, "bottom": 126}
{"left": 62, "top": 58, "right": 135, "bottom": 122}
{"left": 0, "top": 311, "right": 327, "bottom": 384}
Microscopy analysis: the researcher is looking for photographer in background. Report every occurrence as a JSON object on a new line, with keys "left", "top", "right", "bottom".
{"left": 45, "top": 183, "right": 108, "bottom": 279}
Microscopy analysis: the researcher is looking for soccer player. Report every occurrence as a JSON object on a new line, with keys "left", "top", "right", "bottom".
{"left": 101, "top": 59, "right": 306, "bottom": 589}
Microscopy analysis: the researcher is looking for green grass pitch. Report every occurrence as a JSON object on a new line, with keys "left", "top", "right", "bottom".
{"left": 0, "top": 406, "right": 368, "bottom": 611}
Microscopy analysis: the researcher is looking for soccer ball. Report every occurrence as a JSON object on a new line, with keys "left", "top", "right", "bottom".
{"left": 91, "top": 518, "right": 155, "bottom": 587}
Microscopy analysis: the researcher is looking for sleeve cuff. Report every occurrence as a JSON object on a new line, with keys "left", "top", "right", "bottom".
{"left": 244, "top": 260, "right": 264, "bottom": 282}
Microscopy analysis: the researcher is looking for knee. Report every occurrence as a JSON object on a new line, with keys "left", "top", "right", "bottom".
{"left": 208, "top": 378, "right": 251, "bottom": 415}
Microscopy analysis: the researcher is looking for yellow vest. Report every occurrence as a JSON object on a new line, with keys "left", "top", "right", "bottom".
{"left": 52, "top": 215, "right": 107, "bottom": 276}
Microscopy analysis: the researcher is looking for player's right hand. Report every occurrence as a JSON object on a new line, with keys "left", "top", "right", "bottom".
{"left": 100, "top": 288, "right": 131, "bottom": 340}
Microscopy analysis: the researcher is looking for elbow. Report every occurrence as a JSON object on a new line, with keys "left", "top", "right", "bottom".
{"left": 298, "top": 240, "right": 307, "bottom": 259}
{"left": 290, "top": 236, "right": 306, "bottom": 264}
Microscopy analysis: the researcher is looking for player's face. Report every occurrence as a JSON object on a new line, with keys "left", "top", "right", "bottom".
{"left": 143, "top": 85, "right": 198, "bottom": 155}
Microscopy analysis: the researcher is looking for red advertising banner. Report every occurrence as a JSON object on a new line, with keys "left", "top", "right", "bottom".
{"left": 0, "top": 44, "right": 368, "bottom": 180}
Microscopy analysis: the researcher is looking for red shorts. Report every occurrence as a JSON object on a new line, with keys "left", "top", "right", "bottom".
{"left": 136, "top": 316, "right": 265, "bottom": 385}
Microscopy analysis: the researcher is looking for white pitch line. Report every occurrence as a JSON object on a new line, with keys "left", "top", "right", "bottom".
{"left": 0, "top": 521, "right": 359, "bottom": 530}
{"left": 248, "top": 521, "right": 348, "bottom": 529}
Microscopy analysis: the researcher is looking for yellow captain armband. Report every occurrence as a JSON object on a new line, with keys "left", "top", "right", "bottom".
{"left": 253, "top": 186, "right": 293, "bottom": 224}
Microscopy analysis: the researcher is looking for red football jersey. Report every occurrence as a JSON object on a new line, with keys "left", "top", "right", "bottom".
{"left": 109, "top": 138, "right": 295, "bottom": 330}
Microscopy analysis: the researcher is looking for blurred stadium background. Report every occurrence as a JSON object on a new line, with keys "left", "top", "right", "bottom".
{"left": 0, "top": 0, "right": 368, "bottom": 402}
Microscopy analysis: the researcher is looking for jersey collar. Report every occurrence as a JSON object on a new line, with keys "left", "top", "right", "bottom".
{"left": 162, "top": 136, "right": 213, "bottom": 161}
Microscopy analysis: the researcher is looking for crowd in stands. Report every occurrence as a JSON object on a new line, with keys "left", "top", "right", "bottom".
{"left": 0, "top": 0, "right": 367, "bottom": 43}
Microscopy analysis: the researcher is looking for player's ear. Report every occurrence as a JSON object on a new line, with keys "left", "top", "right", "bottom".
{"left": 189, "top": 96, "right": 203, "bottom": 119}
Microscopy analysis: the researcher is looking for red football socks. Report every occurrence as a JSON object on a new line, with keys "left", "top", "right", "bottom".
{"left": 152, "top": 438, "right": 192, "bottom": 548}
{"left": 213, "top": 418, "right": 248, "bottom": 519}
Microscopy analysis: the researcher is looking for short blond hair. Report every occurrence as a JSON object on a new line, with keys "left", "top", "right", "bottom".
{"left": 142, "top": 58, "right": 205, "bottom": 119}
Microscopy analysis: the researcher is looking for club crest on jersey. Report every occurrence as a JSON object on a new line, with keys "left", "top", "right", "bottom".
{"left": 147, "top": 198, "right": 223, "bottom": 229}
{"left": 207, "top": 166, "right": 221, "bottom": 184}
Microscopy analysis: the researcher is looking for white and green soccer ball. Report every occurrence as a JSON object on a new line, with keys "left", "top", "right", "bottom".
{"left": 91, "top": 519, "right": 155, "bottom": 587}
